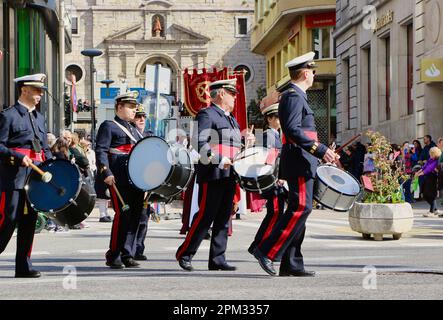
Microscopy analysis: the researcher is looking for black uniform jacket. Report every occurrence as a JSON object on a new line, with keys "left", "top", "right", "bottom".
{"left": 193, "top": 104, "right": 242, "bottom": 183}
{"left": 95, "top": 116, "right": 142, "bottom": 190}
{"left": 0, "top": 103, "right": 52, "bottom": 190}
{"left": 278, "top": 84, "right": 328, "bottom": 179}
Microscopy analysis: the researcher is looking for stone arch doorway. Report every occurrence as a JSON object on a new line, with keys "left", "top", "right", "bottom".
{"left": 135, "top": 54, "right": 180, "bottom": 100}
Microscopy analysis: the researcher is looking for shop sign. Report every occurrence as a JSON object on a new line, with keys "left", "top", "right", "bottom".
{"left": 306, "top": 12, "right": 336, "bottom": 29}
{"left": 421, "top": 58, "right": 443, "bottom": 82}
{"left": 374, "top": 10, "right": 394, "bottom": 33}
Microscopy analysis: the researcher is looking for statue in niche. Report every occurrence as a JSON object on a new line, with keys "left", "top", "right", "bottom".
{"left": 153, "top": 16, "right": 163, "bottom": 37}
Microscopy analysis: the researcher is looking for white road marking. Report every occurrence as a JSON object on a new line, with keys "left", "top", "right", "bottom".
{"left": 0, "top": 251, "right": 50, "bottom": 257}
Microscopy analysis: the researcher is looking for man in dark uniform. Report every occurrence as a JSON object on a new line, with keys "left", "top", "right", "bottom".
{"left": 131, "top": 104, "right": 153, "bottom": 261}
{"left": 253, "top": 52, "right": 338, "bottom": 277}
{"left": 0, "top": 73, "right": 52, "bottom": 278}
{"left": 95, "top": 92, "right": 145, "bottom": 269}
{"left": 247, "top": 103, "right": 286, "bottom": 255}
{"left": 176, "top": 79, "right": 252, "bottom": 271}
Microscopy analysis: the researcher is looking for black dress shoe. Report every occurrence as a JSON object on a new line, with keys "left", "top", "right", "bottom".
{"left": 106, "top": 260, "right": 125, "bottom": 269}
{"left": 279, "top": 269, "right": 316, "bottom": 277}
{"left": 99, "top": 216, "right": 112, "bottom": 223}
{"left": 253, "top": 250, "right": 277, "bottom": 276}
{"left": 178, "top": 258, "right": 193, "bottom": 271}
{"left": 122, "top": 258, "right": 140, "bottom": 268}
{"left": 134, "top": 254, "right": 148, "bottom": 261}
{"left": 208, "top": 263, "right": 237, "bottom": 271}
{"left": 15, "top": 270, "right": 41, "bottom": 278}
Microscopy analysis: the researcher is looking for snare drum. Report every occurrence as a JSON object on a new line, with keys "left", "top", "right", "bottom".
{"left": 233, "top": 146, "right": 279, "bottom": 193}
{"left": 25, "top": 159, "right": 97, "bottom": 226}
{"left": 314, "top": 165, "right": 362, "bottom": 212}
{"left": 127, "top": 136, "right": 194, "bottom": 202}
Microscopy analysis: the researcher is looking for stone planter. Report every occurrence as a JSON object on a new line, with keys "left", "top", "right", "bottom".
{"left": 349, "top": 202, "right": 414, "bottom": 241}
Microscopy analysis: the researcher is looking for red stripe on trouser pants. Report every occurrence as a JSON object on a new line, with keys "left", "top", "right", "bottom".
{"left": 109, "top": 187, "right": 121, "bottom": 252}
{"left": 0, "top": 192, "right": 5, "bottom": 228}
{"left": 176, "top": 183, "right": 208, "bottom": 260}
{"left": 259, "top": 196, "right": 280, "bottom": 246}
{"left": 268, "top": 177, "right": 306, "bottom": 260}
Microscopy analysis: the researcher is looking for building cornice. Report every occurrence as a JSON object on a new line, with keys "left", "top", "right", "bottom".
{"left": 333, "top": 0, "right": 391, "bottom": 40}
{"left": 252, "top": 5, "right": 336, "bottom": 54}
{"left": 73, "top": 6, "right": 254, "bottom": 13}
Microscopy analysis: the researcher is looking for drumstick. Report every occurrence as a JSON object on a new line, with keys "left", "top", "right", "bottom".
{"left": 335, "top": 133, "right": 362, "bottom": 154}
{"left": 112, "top": 183, "right": 130, "bottom": 212}
{"left": 29, "top": 163, "right": 66, "bottom": 196}
{"left": 29, "top": 163, "right": 52, "bottom": 183}
{"left": 233, "top": 151, "right": 259, "bottom": 162}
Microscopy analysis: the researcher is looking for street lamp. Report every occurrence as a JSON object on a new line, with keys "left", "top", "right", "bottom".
{"left": 81, "top": 48, "right": 103, "bottom": 149}
{"left": 101, "top": 79, "right": 114, "bottom": 98}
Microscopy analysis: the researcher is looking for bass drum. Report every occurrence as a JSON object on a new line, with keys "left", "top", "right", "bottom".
{"left": 25, "top": 159, "right": 96, "bottom": 226}
{"left": 127, "top": 136, "right": 194, "bottom": 202}
{"left": 314, "top": 165, "right": 362, "bottom": 212}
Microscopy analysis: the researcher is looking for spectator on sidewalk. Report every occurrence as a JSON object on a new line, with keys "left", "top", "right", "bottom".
{"left": 438, "top": 138, "right": 443, "bottom": 206}
{"left": 420, "top": 135, "right": 437, "bottom": 164}
{"left": 402, "top": 142, "right": 414, "bottom": 204}
{"left": 415, "top": 147, "right": 442, "bottom": 218}
{"left": 47, "top": 133, "right": 57, "bottom": 149}
{"left": 411, "top": 140, "right": 423, "bottom": 167}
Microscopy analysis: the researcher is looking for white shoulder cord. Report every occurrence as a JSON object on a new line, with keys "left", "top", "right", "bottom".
{"left": 112, "top": 120, "right": 137, "bottom": 143}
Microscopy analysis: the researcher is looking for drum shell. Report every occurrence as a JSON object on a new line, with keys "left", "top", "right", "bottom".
{"left": 314, "top": 178, "right": 358, "bottom": 212}
{"left": 25, "top": 159, "right": 96, "bottom": 225}
{"left": 237, "top": 171, "right": 278, "bottom": 193}
{"left": 149, "top": 163, "right": 194, "bottom": 202}
{"left": 235, "top": 152, "right": 280, "bottom": 194}
{"left": 47, "top": 182, "right": 96, "bottom": 226}
{"left": 127, "top": 137, "right": 194, "bottom": 202}
{"left": 314, "top": 165, "right": 362, "bottom": 212}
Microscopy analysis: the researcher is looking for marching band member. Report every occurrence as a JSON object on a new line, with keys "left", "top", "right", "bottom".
{"left": 248, "top": 103, "right": 286, "bottom": 255}
{"left": 95, "top": 92, "right": 145, "bottom": 269}
{"left": 176, "top": 79, "right": 252, "bottom": 271}
{"left": 253, "top": 52, "right": 338, "bottom": 277}
{"left": 131, "top": 104, "right": 153, "bottom": 261}
{"left": 0, "top": 74, "right": 52, "bottom": 278}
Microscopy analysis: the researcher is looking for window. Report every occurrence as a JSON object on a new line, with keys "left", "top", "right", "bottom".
{"left": 343, "top": 58, "right": 351, "bottom": 130}
{"left": 282, "top": 46, "right": 288, "bottom": 76}
{"left": 72, "top": 17, "right": 78, "bottom": 35}
{"left": 270, "top": 56, "right": 275, "bottom": 85}
{"left": 312, "top": 27, "right": 334, "bottom": 59}
{"left": 367, "top": 48, "right": 371, "bottom": 126}
{"left": 236, "top": 17, "right": 249, "bottom": 37}
{"left": 385, "top": 36, "right": 391, "bottom": 121}
{"left": 276, "top": 51, "right": 281, "bottom": 80}
{"left": 407, "top": 24, "right": 414, "bottom": 115}
{"left": 234, "top": 64, "right": 253, "bottom": 83}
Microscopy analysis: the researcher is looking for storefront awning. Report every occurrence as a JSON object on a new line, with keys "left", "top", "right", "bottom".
{"left": 27, "top": 0, "right": 59, "bottom": 42}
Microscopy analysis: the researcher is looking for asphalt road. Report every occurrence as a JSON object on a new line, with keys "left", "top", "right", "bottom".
{"left": 0, "top": 201, "right": 442, "bottom": 300}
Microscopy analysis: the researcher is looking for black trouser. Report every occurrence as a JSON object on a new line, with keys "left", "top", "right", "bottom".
{"left": 176, "top": 177, "right": 237, "bottom": 267}
{"left": 106, "top": 185, "right": 144, "bottom": 263}
{"left": 134, "top": 205, "right": 150, "bottom": 256}
{"left": 258, "top": 177, "right": 313, "bottom": 272}
{"left": 249, "top": 186, "right": 286, "bottom": 252}
{"left": 0, "top": 190, "right": 38, "bottom": 273}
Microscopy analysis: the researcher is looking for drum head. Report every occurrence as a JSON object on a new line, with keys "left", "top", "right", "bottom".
{"left": 26, "top": 159, "right": 81, "bottom": 212}
{"left": 234, "top": 147, "right": 274, "bottom": 178}
{"left": 316, "top": 165, "right": 361, "bottom": 196}
{"left": 128, "top": 136, "right": 173, "bottom": 191}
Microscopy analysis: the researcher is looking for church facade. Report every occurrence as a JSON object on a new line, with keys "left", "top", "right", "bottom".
{"left": 65, "top": 0, "right": 265, "bottom": 116}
